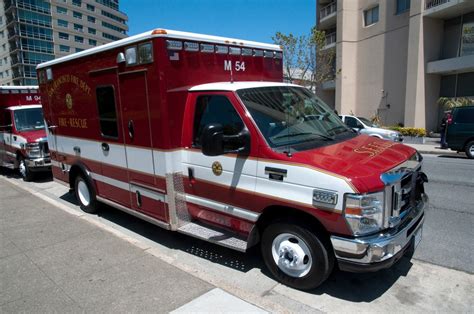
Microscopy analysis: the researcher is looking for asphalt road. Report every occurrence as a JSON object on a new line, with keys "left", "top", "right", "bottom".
{"left": 414, "top": 154, "right": 474, "bottom": 274}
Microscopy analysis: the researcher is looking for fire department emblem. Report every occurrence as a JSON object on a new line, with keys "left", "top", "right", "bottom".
{"left": 65, "top": 93, "right": 73, "bottom": 110}
{"left": 212, "top": 161, "right": 223, "bottom": 176}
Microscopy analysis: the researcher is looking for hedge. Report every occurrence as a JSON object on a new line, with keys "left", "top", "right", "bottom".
{"left": 387, "top": 126, "right": 427, "bottom": 137}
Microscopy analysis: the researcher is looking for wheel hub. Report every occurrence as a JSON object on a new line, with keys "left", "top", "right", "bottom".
{"left": 19, "top": 160, "right": 27, "bottom": 177}
{"left": 272, "top": 233, "right": 312, "bottom": 278}
{"left": 77, "top": 180, "right": 91, "bottom": 206}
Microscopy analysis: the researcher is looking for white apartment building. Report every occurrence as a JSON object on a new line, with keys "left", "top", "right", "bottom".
{"left": 317, "top": 0, "right": 474, "bottom": 132}
{"left": 0, "top": 0, "right": 128, "bottom": 86}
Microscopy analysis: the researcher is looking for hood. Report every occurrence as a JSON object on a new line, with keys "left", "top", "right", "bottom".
{"left": 365, "top": 127, "right": 399, "bottom": 135}
{"left": 17, "top": 129, "right": 47, "bottom": 143}
{"left": 290, "top": 135, "right": 416, "bottom": 193}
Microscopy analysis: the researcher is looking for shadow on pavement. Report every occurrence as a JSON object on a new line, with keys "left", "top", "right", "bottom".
{"left": 0, "top": 167, "right": 53, "bottom": 183}
{"left": 56, "top": 188, "right": 413, "bottom": 300}
{"left": 437, "top": 154, "right": 468, "bottom": 160}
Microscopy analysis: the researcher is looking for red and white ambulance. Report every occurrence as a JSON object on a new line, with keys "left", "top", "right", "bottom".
{"left": 37, "top": 29, "right": 427, "bottom": 290}
{"left": 0, "top": 86, "right": 51, "bottom": 181}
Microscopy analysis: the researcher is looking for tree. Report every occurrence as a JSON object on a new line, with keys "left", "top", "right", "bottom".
{"left": 272, "top": 32, "right": 310, "bottom": 85}
{"left": 310, "top": 27, "right": 337, "bottom": 92}
{"left": 272, "top": 27, "right": 337, "bottom": 92}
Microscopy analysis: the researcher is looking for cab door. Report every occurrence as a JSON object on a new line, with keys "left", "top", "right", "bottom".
{"left": 182, "top": 92, "right": 258, "bottom": 231}
{"left": 118, "top": 69, "right": 166, "bottom": 221}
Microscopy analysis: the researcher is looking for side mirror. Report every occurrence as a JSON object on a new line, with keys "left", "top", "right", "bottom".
{"left": 1, "top": 124, "right": 12, "bottom": 132}
{"left": 201, "top": 124, "right": 250, "bottom": 156}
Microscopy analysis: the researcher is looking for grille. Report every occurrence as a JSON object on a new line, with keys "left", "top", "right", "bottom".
{"left": 39, "top": 141, "right": 49, "bottom": 156}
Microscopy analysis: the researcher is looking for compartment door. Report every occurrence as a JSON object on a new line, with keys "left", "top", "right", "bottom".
{"left": 118, "top": 69, "right": 167, "bottom": 222}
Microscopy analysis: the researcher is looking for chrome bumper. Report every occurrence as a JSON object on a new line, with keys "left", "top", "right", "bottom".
{"left": 331, "top": 194, "right": 427, "bottom": 270}
{"left": 25, "top": 157, "right": 52, "bottom": 170}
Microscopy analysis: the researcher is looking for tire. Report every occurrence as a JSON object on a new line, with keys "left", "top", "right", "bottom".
{"left": 261, "top": 222, "right": 334, "bottom": 290}
{"left": 74, "top": 175, "right": 99, "bottom": 213}
{"left": 465, "top": 141, "right": 474, "bottom": 159}
{"left": 18, "top": 156, "right": 34, "bottom": 182}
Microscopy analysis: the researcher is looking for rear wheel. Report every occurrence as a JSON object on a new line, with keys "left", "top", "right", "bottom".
{"left": 465, "top": 141, "right": 474, "bottom": 159}
{"left": 261, "top": 222, "right": 334, "bottom": 290}
{"left": 74, "top": 175, "right": 98, "bottom": 213}
{"left": 18, "top": 156, "right": 34, "bottom": 182}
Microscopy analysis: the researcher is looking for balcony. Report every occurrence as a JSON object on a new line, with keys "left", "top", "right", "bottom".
{"left": 427, "top": 54, "right": 474, "bottom": 74}
{"left": 323, "top": 32, "right": 336, "bottom": 50}
{"left": 424, "top": 0, "right": 474, "bottom": 19}
{"left": 319, "top": 1, "right": 337, "bottom": 29}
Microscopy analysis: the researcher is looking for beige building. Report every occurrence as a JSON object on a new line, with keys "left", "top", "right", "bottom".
{"left": 317, "top": 0, "right": 474, "bottom": 132}
{"left": 0, "top": 0, "right": 128, "bottom": 86}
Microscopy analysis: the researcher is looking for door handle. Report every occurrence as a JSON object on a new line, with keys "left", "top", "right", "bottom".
{"left": 188, "top": 167, "right": 195, "bottom": 185}
{"left": 128, "top": 120, "right": 134, "bottom": 139}
{"left": 101, "top": 142, "right": 110, "bottom": 152}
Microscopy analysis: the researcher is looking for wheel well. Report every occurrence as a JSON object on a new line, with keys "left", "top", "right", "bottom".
{"left": 249, "top": 206, "right": 330, "bottom": 248}
{"left": 68, "top": 164, "right": 86, "bottom": 190}
{"left": 369, "top": 134, "right": 383, "bottom": 139}
{"left": 463, "top": 137, "right": 474, "bottom": 150}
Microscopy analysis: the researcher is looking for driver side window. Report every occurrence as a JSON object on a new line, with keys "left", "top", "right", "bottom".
{"left": 193, "top": 95, "right": 244, "bottom": 147}
{"left": 345, "top": 117, "right": 362, "bottom": 129}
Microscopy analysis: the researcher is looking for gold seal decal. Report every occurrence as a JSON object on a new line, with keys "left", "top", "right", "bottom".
{"left": 65, "top": 93, "right": 73, "bottom": 110}
{"left": 354, "top": 141, "right": 396, "bottom": 157}
{"left": 212, "top": 161, "right": 223, "bottom": 176}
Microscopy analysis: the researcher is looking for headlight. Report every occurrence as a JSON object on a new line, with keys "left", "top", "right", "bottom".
{"left": 25, "top": 143, "right": 41, "bottom": 158}
{"left": 344, "top": 191, "right": 385, "bottom": 236}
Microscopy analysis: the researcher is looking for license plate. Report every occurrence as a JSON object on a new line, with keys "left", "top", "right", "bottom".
{"left": 414, "top": 226, "right": 423, "bottom": 249}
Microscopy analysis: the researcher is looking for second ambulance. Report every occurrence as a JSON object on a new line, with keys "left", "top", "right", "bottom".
{"left": 37, "top": 29, "right": 428, "bottom": 290}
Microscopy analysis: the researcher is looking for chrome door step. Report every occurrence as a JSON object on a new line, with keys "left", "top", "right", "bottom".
{"left": 177, "top": 222, "right": 248, "bottom": 252}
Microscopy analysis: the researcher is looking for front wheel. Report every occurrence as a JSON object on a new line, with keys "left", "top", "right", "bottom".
{"left": 465, "top": 141, "right": 474, "bottom": 159}
{"left": 261, "top": 222, "right": 334, "bottom": 290}
{"left": 18, "top": 156, "right": 34, "bottom": 182}
{"left": 74, "top": 175, "right": 99, "bottom": 213}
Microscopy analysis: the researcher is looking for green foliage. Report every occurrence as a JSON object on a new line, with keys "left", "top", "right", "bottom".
{"left": 272, "top": 32, "right": 310, "bottom": 85}
{"left": 388, "top": 126, "right": 427, "bottom": 137}
{"left": 437, "top": 97, "right": 473, "bottom": 110}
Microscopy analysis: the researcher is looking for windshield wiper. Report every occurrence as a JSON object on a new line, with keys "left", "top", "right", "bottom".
{"left": 273, "top": 132, "right": 334, "bottom": 141}
{"left": 326, "top": 125, "right": 350, "bottom": 134}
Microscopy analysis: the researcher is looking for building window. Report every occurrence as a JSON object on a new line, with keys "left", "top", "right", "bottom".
{"left": 86, "top": 4, "right": 95, "bottom": 11}
{"left": 73, "top": 11, "right": 82, "bottom": 19}
{"left": 102, "top": 21, "right": 126, "bottom": 34}
{"left": 58, "top": 32, "right": 69, "bottom": 40}
{"left": 56, "top": 6, "right": 67, "bottom": 14}
{"left": 96, "top": 86, "right": 119, "bottom": 138}
{"left": 89, "top": 39, "right": 97, "bottom": 46}
{"left": 72, "top": 0, "right": 81, "bottom": 7}
{"left": 87, "top": 16, "right": 96, "bottom": 23}
{"left": 101, "top": 10, "right": 125, "bottom": 24}
{"left": 75, "top": 36, "right": 84, "bottom": 43}
{"left": 396, "top": 0, "right": 410, "bottom": 14}
{"left": 461, "top": 12, "right": 474, "bottom": 57}
{"left": 76, "top": 48, "right": 84, "bottom": 52}
{"left": 74, "top": 24, "right": 83, "bottom": 32}
{"left": 88, "top": 27, "right": 96, "bottom": 35}
{"left": 364, "top": 6, "right": 379, "bottom": 26}
{"left": 2, "top": 44, "right": 6, "bottom": 51}
{"left": 103, "top": 33, "right": 120, "bottom": 41}
{"left": 58, "top": 19, "right": 68, "bottom": 27}
{"left": 59, "top": 45, "right": 69, "bottom": 52}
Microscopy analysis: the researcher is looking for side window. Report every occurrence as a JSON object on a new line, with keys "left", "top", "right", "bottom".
{"left": 96, "top": 86, "right": 118, "bottom": 138}
{"left": 193, "top": 95, "right": 244, "bottom": 147}
{"left": 345, "top": 117, "right": 359, "bottom": 128}
{"left": 2, "top": 110, "right": 12, "bottom": 127}
{"left": 455, "top": 108, "right": 474, "bottom": 124}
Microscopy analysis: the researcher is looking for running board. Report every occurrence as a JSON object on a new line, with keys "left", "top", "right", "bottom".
{"left": 177, "top": 222, "right": 248, "bottom": 252}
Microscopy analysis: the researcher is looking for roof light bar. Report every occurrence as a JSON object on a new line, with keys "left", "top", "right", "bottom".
{"left": 151, "top": 29, "right": 167, "bottom": 35}
{"left": 200, "top": 43, "right": 215, "bottom": 53}
{"left": 229, "top": 47, "right": 241, "bottom": 55}
{"left": 263, "top": 50, "right": 274, "bottom": 58}
{"left": 184, "top": 42, "right": 199, "bottom": 52}
{"left": 253, "top": 49, "right": 264, "bottom": 57}
{"left": 166, "top": 40, "right": 182, "bottom": 50}
{"left": 215, "top": 45, "right": 228, "bottom": 54}
{"left": 242, "top": 48, "right": 252, "bottom": 56}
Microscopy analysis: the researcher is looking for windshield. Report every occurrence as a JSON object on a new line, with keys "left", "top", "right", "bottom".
{"left": 13, "top": 108, "right": 45, "bottom": 131}
{"left": 237, "top": 86, "right": 355, "bottom": 151}
{"left": 358, "top": 117, "right": 378, "bottom": 127}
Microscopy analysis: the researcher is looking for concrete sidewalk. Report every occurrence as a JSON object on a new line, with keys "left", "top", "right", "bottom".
{"left": 0, "top": 178, "right": 265, "bottom": 313}
{"left": 405, "top": 137, "right": 463, "bottom": 156}
{"left": 1, "top": 171, "right": 473, "bottom": 313}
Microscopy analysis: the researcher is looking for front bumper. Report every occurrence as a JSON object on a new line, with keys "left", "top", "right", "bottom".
{"left": 25, "top": 157, "right": 52, "bottom": 171}
{"left": 330, "top": 194, "right": 427, "bottom": 272}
